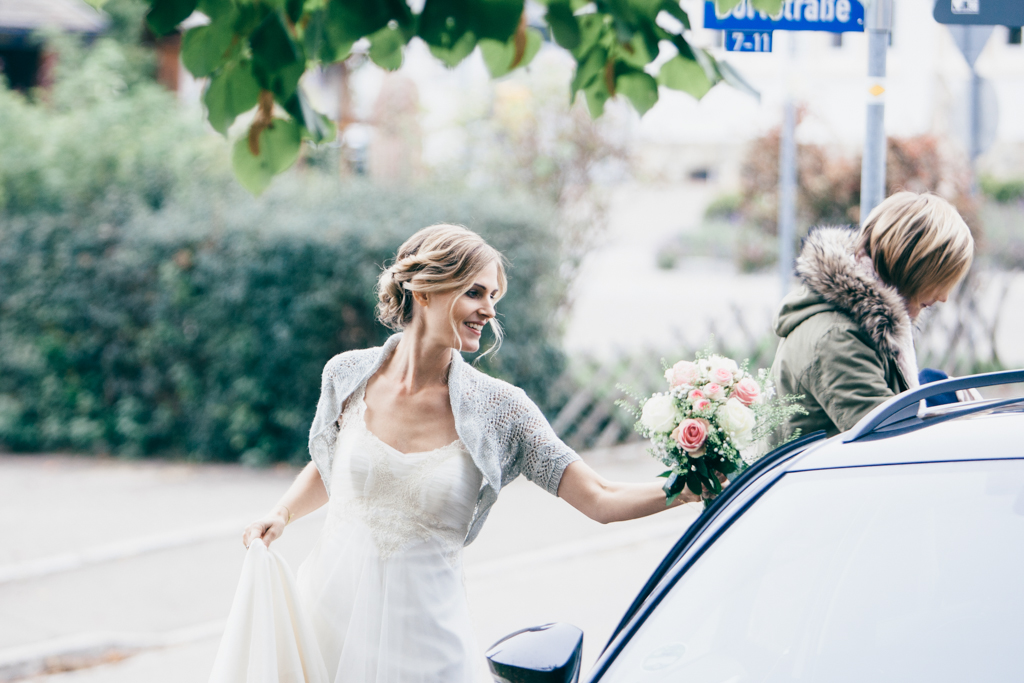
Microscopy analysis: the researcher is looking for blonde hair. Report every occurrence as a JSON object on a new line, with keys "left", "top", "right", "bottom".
{"left": 857, "top": 191, "right": 974, "bottom": 299}
{"left": 376, "top": 224, "right": 508, "bottom": 355}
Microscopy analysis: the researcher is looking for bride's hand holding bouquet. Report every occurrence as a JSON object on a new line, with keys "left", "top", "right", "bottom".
{"left": 626, "top": 351, "right": 805, "bottom": 507}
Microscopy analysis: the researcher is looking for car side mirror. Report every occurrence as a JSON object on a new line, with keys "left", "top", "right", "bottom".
{"left": 486, "top": 622, "right": 583, "bottom": 683}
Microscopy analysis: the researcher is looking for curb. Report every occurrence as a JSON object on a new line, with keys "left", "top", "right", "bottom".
{"left": 0, "top": 621, "right": 224, "bottom": 682}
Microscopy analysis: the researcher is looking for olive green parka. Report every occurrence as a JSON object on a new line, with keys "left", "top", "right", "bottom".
{"left": 770, "top": 226, "right": 919, "bottom": 440}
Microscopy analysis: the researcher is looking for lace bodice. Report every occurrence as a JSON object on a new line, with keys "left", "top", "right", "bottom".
{"left": 328, "top": 385, "right": 482, "bottom": 565}
{"left": 307, "top": 334, "right": 581, "bottom": 545}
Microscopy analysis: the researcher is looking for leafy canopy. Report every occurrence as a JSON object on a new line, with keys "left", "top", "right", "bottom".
{"left": 84, "top": 0, "right": 778, "bottom": 193}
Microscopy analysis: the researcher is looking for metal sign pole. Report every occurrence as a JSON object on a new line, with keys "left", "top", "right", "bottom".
{"left": 859, "top": 0, "right": 892, "bottom": 225}
{"left": 778, "top": 34, "right": 797, "bottom": 296}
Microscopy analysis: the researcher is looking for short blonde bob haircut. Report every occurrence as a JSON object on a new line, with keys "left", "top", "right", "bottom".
{"left": 857, "top": 191, "right": 974, "bottom": 300}
{"left": 376, "top": 224, "right": 508, "bottom": 354}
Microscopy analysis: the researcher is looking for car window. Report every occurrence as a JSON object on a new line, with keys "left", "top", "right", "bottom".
{"left": 599, "top": 460, "right": 1024, "bottom": 683}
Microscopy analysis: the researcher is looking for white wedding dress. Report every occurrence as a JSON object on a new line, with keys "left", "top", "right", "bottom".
{"left": 211, "top": 384, "right": 489, "bottom": 683}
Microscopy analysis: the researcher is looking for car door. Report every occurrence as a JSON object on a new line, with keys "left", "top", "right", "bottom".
{"left": 591, "top": 459, "right": 1024, "bottom": 683}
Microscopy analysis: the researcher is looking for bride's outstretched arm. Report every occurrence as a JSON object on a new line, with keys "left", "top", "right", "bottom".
{"left": 241, "top": 462, "right": 328, "bottom": 548}
{"left": 556, "top": 460, "right": 701, "bottom": 524}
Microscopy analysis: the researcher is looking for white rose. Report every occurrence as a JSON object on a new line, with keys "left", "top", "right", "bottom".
{"left": 641, "top": 395, "right": 679, "bottom": 433}
{"left": 709, "top": 355, "right": 740, "bottom": 381}
{"left": 717, "top": 397, "right": 755, "bottom": 438}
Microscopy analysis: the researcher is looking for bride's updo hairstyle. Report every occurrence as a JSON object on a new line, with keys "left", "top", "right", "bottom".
{"left": 377, "top": 224, "right": 508, "bottom": 354}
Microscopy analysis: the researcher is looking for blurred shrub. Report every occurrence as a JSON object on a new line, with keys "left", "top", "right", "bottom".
{"left": 980, "top": 175, "right": 1024, "bottom": 205}
{"left": 0, "top": 40, "right": 568, "bottom": 462}
{"left": 680, "top": 130, "right": 981, "bottom": 272}
{"left": 738, "top": 130, "right": 978, "bottom": 238}
{"left": 703, "top": 193, "right": 743, "bottom": 222}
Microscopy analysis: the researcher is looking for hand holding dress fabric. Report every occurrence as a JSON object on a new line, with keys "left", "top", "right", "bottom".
{"left": 209, "top": 539, "right": 328, "bottom": 683}
{"left": 242, "top": 508, "right": 288, "bottom": 549}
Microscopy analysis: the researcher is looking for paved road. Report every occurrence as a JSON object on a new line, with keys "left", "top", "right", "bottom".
{"left": 0, "top": 448, "right": 700, "bottom": 682}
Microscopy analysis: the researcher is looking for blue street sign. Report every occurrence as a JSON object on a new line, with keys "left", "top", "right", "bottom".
{"left": 703, "top": 0, "right": 865, "bottom": 32}
{"left": 726, "top": 30, "right": 774, "bottom": 51}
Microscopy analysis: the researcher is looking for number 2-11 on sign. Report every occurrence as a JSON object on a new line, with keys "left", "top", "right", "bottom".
{"left": 727, "top": 30, "right": 772, "bottom": 51}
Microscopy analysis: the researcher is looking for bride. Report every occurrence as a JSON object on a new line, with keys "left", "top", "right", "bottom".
{"left": 222, "top": 224, "right": 699, "bottom": 682}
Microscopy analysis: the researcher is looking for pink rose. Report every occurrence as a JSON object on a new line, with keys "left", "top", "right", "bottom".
{"left": 687, "top": 389, "right": 705, "bottom": 402}
{"left": 710, "top": 367, "right": 734, "bottom": 385}
{"left": 671, "top": 418, "right": 710, "bottom": 456}
{"left": 703, "top": 383, "right": 726, "bottom": 401}
{"left": 731, "top": 377, "right": 761, "bottom": 406}
{"left": 665, "top": 360, "right": 699, "bottom": 388}
{"left": 692, "top": 398, "right": 711, "bottom": 412}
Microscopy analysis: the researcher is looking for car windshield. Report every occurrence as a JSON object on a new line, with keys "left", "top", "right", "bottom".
{"left": 599, "top": 460, "right": 1024, "bottom": 683}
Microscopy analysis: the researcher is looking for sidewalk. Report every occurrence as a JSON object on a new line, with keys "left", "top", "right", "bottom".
{"left": 0, "top": 448, "right": 700, "bottom": 682}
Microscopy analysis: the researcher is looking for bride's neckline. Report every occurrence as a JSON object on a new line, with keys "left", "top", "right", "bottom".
{"left": 353, "top": 391, "right": 463, "bottom": 457}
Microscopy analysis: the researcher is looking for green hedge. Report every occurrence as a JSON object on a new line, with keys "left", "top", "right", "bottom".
{"left": 0, "top": 38, "right": 568, "bottom": 463}
{"left": 0, "top": 177, "right": 567, "bottom": 463}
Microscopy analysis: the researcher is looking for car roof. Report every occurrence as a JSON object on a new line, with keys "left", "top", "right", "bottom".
{"left": 789, "top": 402, "right": 1024, "bottom": 472}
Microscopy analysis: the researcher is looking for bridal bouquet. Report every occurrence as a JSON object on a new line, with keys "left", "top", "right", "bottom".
{"left": 624, "top": 351, "right": 804, "bottom": 507}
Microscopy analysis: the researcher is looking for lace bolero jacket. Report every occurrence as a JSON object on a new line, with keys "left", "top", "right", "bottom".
{"left": 307, "top": 334, "right": 580, "bottom": 545}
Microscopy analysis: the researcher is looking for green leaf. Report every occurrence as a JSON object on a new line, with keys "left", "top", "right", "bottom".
{"left": 197, "top": 0, "right": 234, "bottom": 20}
{"left": 232, "top": 118, "right": 302, "bottom": 195}
{"left": 419, "top": 0, "right": 473, "bottom": 46}
{"left": 570, "top": 46, "right": 607, "bottom": 94}
{"left": 83, "top": 0, "right": 110, "bottom": 7}
{"left": 615, "top": 70, "right": 658, "bottom": 115}
{"left": 662, "top": 472, "right": 687, "bottom": 497}
{"left": 283, "top": 87, "right": 337, "bottom": 144}
{"left": 687, "top": 472, "right": 704, "bottom": 498}
{"left": 713, "top": 0, "right": 744, "bottom": 13}
{"left": 474, "top": 0, "right": 525, "bottom": 42}
{"left": 693, "top": 45, "right": 722, "bottom": 83}
{"left": 694, "top": 457, "right": 709, "bottom": 477}
{"left": 429, "top": 30, "right": 478, "bottom": 67}
{"left": 329, "top": 0, "right": 398, "bottom": 39}
{"left": 750, "top": 0, "right": 785, "bottom": 17}
{"left": 204, "top": 60, "right": 261, "bottom": 134}
{"left": 181, "top": 14, "right": 239, "bottom": 78}
{"left": 546, "top": 0, "right": 580, "bottom": 50}
{"left": 250, "top": 13, "right": 305, "bottom": 101}
{"left": 303, "top": 9, "right": 354, "bottom": 63}
{"left": 146, "top": 0, "right": 199, "bottom": 36}
{"left": 717, "top": 59, "right": 761, "bottom": 101}
{"left": 285, "top": 0, "right": 304, "bottom": 23}
{"left": 626, "top": 0, "right": 662, "bottom": 21}
{"left": 368, "top": 25, "right": 406, "bottom": 71}
{"left": 582, "top": 79, "right": 609, "bottom": 117}
{"left": 574, "top": 13, "right": 611, "bottom": 58}
{"left": 250, "top": 12, "right": 302, "bottom": 73}
{"left": 657, "top": 54, "right": 711, "bottom": 100}
{"left": 478, "top": 27, "right": 542, "bottom": 78}
{"left": 660, "top": 1, "right": 691, "bottom": 30}
{"left": 617, "top": 31, "right": 654, "bottom": 69}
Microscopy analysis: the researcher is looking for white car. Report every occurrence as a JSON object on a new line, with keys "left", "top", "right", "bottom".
{"left": 487, "top": 370, "right": 1024, "bottom": 683}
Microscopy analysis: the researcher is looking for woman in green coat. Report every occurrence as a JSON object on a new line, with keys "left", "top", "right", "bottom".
{"left": 771, "top": 191, "right": 974, "bottom": 440}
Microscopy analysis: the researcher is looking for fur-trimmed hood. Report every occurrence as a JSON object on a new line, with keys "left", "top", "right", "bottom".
{"left": 775, "top": 225, "right": 919, "bottom": 388}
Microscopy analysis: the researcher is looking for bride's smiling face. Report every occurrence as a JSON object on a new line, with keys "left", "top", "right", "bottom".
{"left": 416, "top": 261, "right": 501, "bottom": 353}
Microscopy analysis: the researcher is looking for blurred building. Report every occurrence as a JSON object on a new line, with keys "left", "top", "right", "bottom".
{"left": 0, "top": 0, "right": 106, "bottom": 90}
{"left": 638, "top": 0, "right": 1024, "bottom": 183}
